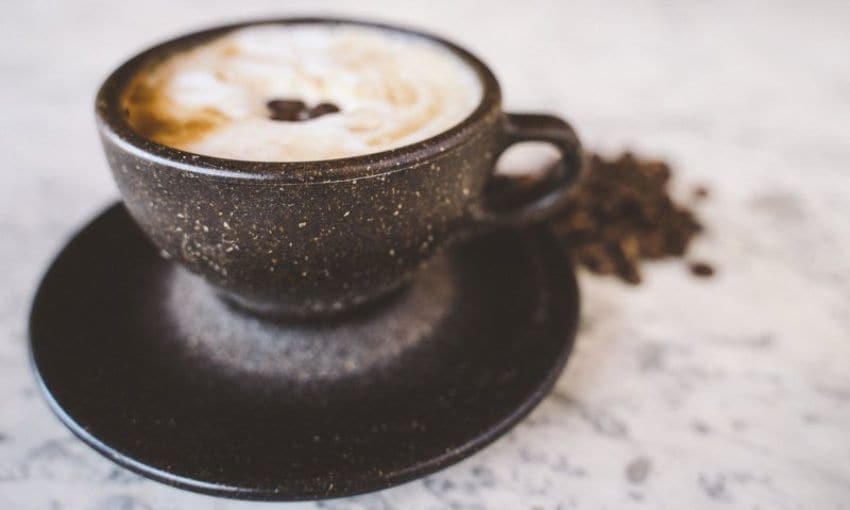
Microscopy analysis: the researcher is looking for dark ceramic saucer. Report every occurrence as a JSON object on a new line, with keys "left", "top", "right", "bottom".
{"left": 29, "top": 203, "right": 579, "bottom": 501}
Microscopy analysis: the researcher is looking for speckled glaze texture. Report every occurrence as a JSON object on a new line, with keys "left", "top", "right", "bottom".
{"left": 6, "top": 3, "right": 850, "bottom": 507}
{"left": 96, "top": 18, "right": 581, "bottom": 318}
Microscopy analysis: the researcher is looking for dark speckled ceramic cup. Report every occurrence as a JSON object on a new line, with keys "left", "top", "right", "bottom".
{"left": 95, "top": 18, "right": 583, "bottom": 318}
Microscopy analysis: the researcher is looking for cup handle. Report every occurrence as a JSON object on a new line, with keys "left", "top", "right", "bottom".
{"left": 474, "top": 113, "right": 584, "bottom": 228}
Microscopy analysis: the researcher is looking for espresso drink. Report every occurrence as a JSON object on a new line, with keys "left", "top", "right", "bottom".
{"left": 123, "top": 24, "right": 483, "bottom": 161}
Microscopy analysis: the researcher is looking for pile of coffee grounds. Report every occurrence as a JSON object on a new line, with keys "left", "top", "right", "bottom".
{"left": 553, "top": 152, "right": 711, "bottom": 283}
{"left": 491, "top": 151, "right": 713, "bottom": 284}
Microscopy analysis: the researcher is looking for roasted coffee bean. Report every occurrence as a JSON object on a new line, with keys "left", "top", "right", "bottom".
{"left": 689, "top": 261, "right": 715, "bottom": 277}
{"left": 267, "top": 99, "right": 341, "bottom": 121}
{"left": 552, "top": 152, "right": 708, "bottom": 284}
{"left": 267, "top": 99, "right": 307, "bottom": 121}
{"left": 308, "top": 102, "right": 341, "bottom": 118}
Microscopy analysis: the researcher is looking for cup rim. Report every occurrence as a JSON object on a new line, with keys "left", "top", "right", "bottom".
{"left": 95, "top": 16, "right": 502, "bottom": 184}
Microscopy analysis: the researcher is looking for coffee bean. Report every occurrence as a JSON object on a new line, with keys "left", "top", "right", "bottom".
{"left": 308, "top": 102, "right": 341, "bottom": 119}
{"left": 552, "top": 152, "right": 708, "bottom": 284}
{"left": 689, "top": 261, "right": 715, "bottom": 277}
{"left": 267, "top": 99, "right": 307, "bottom": 121}
{"left": 266, "top": 99, "right": 340, "bottom": 121}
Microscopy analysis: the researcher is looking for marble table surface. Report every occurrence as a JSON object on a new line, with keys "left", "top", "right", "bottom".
{"left": 2, "top": 1, "right": 849, "bottom": 508}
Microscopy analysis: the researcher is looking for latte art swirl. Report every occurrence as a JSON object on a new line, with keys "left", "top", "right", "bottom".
{"left": 123, "top": 25, "right": 483, "bottom": 162}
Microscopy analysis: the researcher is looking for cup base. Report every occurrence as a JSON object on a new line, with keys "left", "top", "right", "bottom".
{"left": 214, "top": 276, "right": 415, "bottom": 323}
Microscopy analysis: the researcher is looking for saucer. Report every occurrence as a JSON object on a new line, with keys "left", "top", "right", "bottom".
{"left": 29, "top": 203, "right": 579, "bottom": 501}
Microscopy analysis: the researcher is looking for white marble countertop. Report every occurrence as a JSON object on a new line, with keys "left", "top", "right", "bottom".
{"left": 2, "top": 1, "right": 849, "bottom": 508}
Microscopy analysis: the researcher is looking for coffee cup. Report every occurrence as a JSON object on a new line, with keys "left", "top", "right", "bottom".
{"left": 95, "top": 18, "right": 583, "bottom": 318}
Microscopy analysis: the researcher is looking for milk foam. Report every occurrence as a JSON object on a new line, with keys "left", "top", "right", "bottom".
{"left": 123, "top": 24, "right": 483, "bottom": 161}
